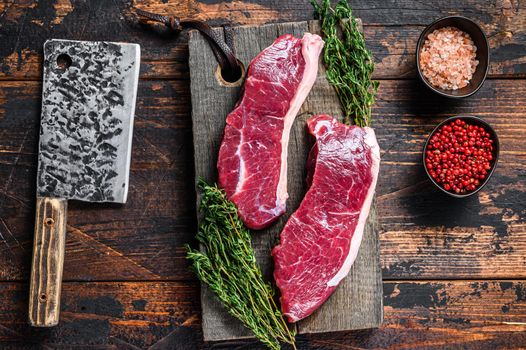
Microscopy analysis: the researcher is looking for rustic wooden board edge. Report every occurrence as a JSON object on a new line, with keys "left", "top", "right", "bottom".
{"left": 189, "top": 19, "right": 382, "bottom": 342}
{"left": 189, "top": 26, "right": 253, "bottom": 341}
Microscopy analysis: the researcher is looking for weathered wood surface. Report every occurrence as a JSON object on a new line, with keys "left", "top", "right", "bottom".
{"left": 0, "top": 281, "right": 202, "bottom": 349}
{"left": 375, "top": 79, "right": 526, "bottom": 281}
{"left": 189, "top": 20, "right": 382, "bottom": 340}
{"left": 0, "top": 1, "right": 525, "bottom": 80}
{"left": 0, "top": 79, "right": 524, "bottom": 283}
{"left": 0, "top": 281, "right": 524, "bottom": 349}
{"left": 0, "top": 0, "right": 525, "bottom": 348}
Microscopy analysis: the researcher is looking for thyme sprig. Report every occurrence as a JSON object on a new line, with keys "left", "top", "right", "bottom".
{"left": 185, "top": 179, "right": 296, "bottom": 350}
{"left": 311, "top": 0, "right": 379, "bottom": 127}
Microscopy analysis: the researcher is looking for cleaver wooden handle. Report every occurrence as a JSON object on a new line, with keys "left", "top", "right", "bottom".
{"left": 29, "top": 197, "right": 67, "bottom": 327}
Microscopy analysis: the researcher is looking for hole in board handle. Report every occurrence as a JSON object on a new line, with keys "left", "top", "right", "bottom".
{"left": 39, "top": 294, "right": 47, "bottom": 302}
{"left": 56, "top": 53, "right": 72, "bottom": 71}
{"left": 215, "top": 60, "right": 245, "bottom": 87}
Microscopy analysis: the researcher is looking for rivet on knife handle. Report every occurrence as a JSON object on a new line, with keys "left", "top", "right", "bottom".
{"left": 29, "top": 197, "right": 67, "bottom": 327}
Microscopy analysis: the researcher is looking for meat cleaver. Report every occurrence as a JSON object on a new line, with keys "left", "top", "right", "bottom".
{"left": 29, "top": 39, "right": 140, "bottom": 327}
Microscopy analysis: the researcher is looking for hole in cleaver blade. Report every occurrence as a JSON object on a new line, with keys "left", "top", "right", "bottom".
{"left": 37, "top": 39, "right": 141, "bottom": 204}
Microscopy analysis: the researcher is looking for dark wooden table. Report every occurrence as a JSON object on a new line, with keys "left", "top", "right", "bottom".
{"left": 0, "top": 1, "right": 525, "bottom": 349}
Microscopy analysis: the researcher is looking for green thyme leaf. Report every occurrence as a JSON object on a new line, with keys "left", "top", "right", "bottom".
{"left": 311, "top": 0, "right": 379, "bottom": 127}
{"left": 185, "top": 179, "right": 296, "bottom": 350}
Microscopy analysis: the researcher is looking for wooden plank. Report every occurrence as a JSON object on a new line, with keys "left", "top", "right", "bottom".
{"left": 307, "top": 280, "right": 526, "bottom": 350}
{"left": 0, "top": 79, "right": 525, "bottom": 283}
{"left": 1, "top": 0, "right": 514, "bottom": 28}
{"left": 1, "top": 25, "right": 525, "bottom": 81}
{"left": 0, "top": 281, "right": 201, "bottom": 349}
{"left": 374, "top": 79, "right": 526, "bottom": 280}
{"left": 0, "top": 280, "right": 524, "bottom": 349}
{"left": 0, "top": 1, "right": 525, "bottom": 80}
{"left": 189, "top": 20, "right": 382, "bottom": 341}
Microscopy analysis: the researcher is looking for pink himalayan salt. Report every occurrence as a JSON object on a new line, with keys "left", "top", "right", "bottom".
{"left": 419, "top": 26, "right": 479, "bottom": 90}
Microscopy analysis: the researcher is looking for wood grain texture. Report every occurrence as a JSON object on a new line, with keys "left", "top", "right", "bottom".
{"left": 0, "top": 281, "right": 201, "bottom": 349}
{"left": 304, "top": 280, "right": 526, "bottom": 350}
{"left": 189, "top": 20, "right": 382, "bottom": 341}
{"left": 0, "top": 0, "right": 525, "bottom": 347}
{"left": 29, "top": 197, "right": 67, "bottom": 327}
{"left": 0, "top": 79, "right": 524, "bottom": 283}
{"left": 1, "top": 280, "right": 526, "bottom": 349}
{"left": 374, "top": 79, "right": 526, "bottom": 280}
{"left": 0, "top": 1, "right": 525, "bottom": 80}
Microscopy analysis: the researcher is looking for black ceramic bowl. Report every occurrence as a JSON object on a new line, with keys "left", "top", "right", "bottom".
{"left": 423, "top": 116, "right": 500, "bottom": 198}
{"left": 416, "top": 16, "right": 489, "bottom": 98}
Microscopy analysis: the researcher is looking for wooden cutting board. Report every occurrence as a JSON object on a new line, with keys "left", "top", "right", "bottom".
{"left": 189, "top": 20, "right": 383, "bottom": 342}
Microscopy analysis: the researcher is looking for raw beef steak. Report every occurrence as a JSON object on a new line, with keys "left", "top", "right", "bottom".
{"left": 272, "top": 115, "right": 380, "bottom": 322}
{"left": 217, "top": 33, "right": 324, "bottom": 230}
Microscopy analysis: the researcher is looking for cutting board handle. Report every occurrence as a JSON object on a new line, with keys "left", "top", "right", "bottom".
{"left": 29, "top": 197, "right": 67, "bottom": 327}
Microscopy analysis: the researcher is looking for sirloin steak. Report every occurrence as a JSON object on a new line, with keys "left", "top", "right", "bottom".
{"left": 217, "top": 33, "right": 324, "bottom": 230}
{"left": 272, "top": 115, "right": 380, "bottom": 322}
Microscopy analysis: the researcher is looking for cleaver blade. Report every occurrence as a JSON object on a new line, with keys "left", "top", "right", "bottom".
{"left": 29, "top": 39, "right": 140, "bottom": 327}
{"left": 37, "top": 39, "right": 140, "bottom": 203}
